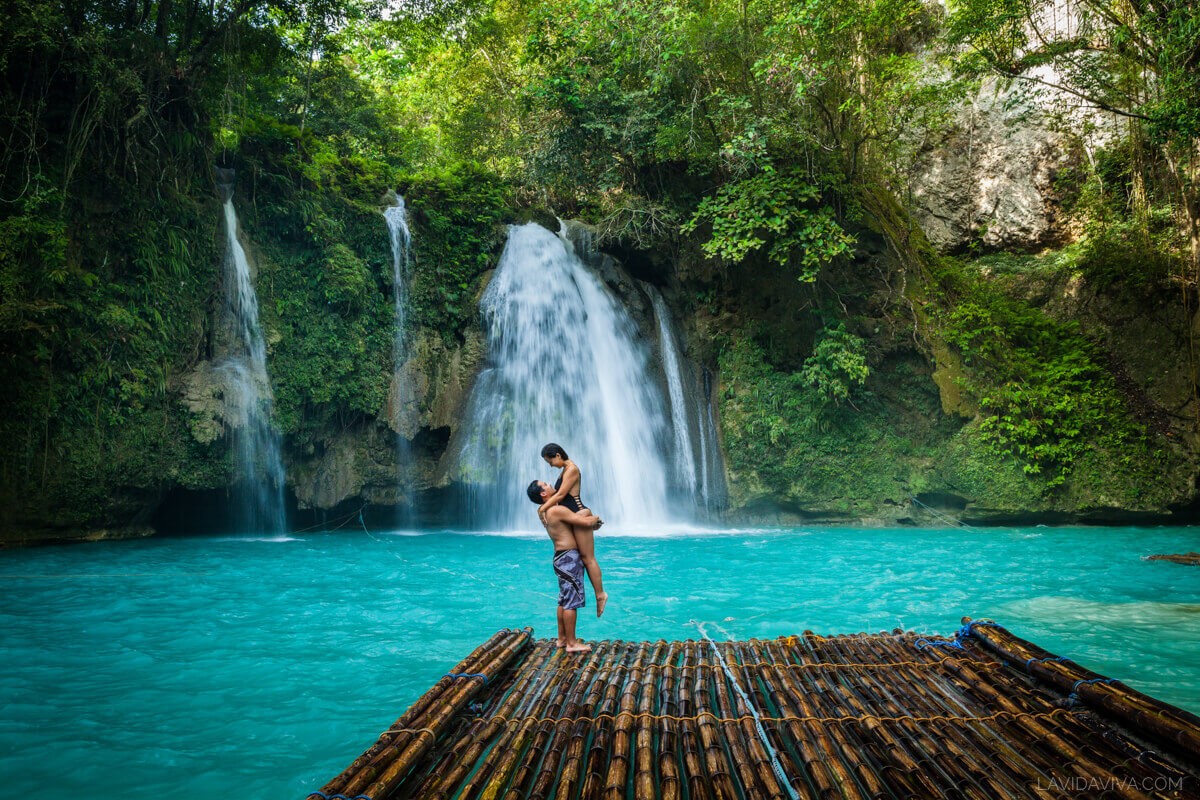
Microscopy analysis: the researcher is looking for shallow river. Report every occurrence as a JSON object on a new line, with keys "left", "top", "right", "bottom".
{"left": 1, "top": 525, "right": 1197, "bottom": 798}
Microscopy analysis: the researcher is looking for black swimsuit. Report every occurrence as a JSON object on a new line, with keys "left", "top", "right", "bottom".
{"left": 554, "top": 474, "right": 585, "bottom": 513}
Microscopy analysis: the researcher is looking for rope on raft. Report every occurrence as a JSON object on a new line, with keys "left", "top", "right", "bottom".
{"left": 696, "top": 622, "right": 801, "bottom": 800}
{"left": 442, "top": 672, "right": 489, "bottom": 683}
{"left": 912, "top": 617, "right": 999, "bottom": 652}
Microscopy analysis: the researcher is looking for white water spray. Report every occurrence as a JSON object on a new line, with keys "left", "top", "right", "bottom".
{"left": 384, "top": 196, "right": 415, "bottom": 516}
{"left": 456, "top": 223, "right": 670, "bottom": 530}
{"left": 384, "top": 197, "right": 412, "bottom": 359}
{"left": 216, "top": 183, "right": 286, "bottom": 533}
{"left": 646, "top": 285, "right": 726, "bottom": 510}
{"left": 648, "top": 287, "right": 697, "bottom": 490}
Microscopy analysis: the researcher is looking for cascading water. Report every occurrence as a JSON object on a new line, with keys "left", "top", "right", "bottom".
{"left": 648, "top": 288, "right": 698, "bottom": 491}
{"left": 646, "top": 285, "right": 726, "bottom": 511}
{"left": 384, "top": 196, "right": 415, "bottom": 521}
{"left": 456, "top": 223, "right": 670, "bottom": 530}
{"left": 696, "top": 367, "right": 725, "bottom": 510}
{"left": 216, "top": 178, "right": 287, "bottom": 533}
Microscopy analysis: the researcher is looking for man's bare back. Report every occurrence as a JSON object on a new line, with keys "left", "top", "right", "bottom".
{"left": 539, "top": 505, "right": 602, "bottom": 550}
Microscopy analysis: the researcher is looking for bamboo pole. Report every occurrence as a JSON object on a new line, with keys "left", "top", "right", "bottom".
{"left": 934, "top": 642, "right": 1152, "bottom": 800}
{"left": 784, "top": 636, "right": 919, "bottom": 797}
{"left": 315, "top": 628, "right": 1200, "bottom": 799}
{"left": 501, "top": 642, "right": 597, "bottom": 799}
{"left": 581, "top": 643, "right": 629, "bottom": 800}
{"left": 467, "top": 641, "right": 588, "bottom": 800}
{"left": 807, "top": 636, "right": 967, "bottom": 797}
{"left": 708, "top": 641, "right": 771, "bottom": 798}
{"left": 710, "top": 640, "right": 788, "bottom": 799}
{"left": 602, "top": 642, "right": 648, "bottom": 799}
{"left": 848, "top": 635, "right": 1051, "bottom": 800}
{"left": 693, "top": 638, "right": 740, "bottom": 800}
{"left": 907, "top": 638, "right": 1103, "bottom": 796}
{"left": 831, "top": 635, "right": 997, "bottom": 797}
{"left": 739, "top": 640, "right": 818, "bottom": 800}
{"left": 656, "top": 641, "right": 683, "bottom": 800}
{"left": 676, "top": 641, "right": 712, "bottom": 800}
{"left": 524, "top": 643, "right": 608, "bottom": 798}
{"left": 415, "top": 643, "right": 556, "bottom": 799}
{"left": 455, "top": 641, "right": 566, "bottom": 799}
{"left": 550, "top": 644, "right": 609, "bottom": 799}
{"left": 965, "top": 618, "right": 1200, "bottom": 764}
{"left": 633, "top": 641, "right": 666, "bottom": 800}
{"left": 748, "top": 639, "right": 846, "bottom": 800}
{"left": 318, "top": 628, "right": 525, "bottom": 796}
{"left": 347, "top": 629, "right": 534, "bottom": 800}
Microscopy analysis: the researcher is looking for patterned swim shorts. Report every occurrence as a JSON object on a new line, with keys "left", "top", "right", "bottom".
{"left": 553, "top": 548, "right": 586, "bottom": 611}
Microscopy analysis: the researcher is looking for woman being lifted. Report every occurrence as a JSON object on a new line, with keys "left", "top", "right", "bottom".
{"left": 539, "top": 442, "right": 608, "bottom": 616}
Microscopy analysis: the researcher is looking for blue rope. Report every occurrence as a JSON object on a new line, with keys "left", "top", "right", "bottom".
{"left": 1025, "top": 657, "right": 1067, "bottom": 670}
{"left": 444, "top": 672, "right": 489, "bottom": 683}
{"left": 307, "top": 793, "right": 372, "bottom": 800}
{"left": 912, "top": 620, "right": 998, "bottom": 654}
{"left": 914, "top": 637, "right": 962, "bottom": 651}
{"left": 697, "top": 624, "right": 800, "bottom": 800}
{"left": 1072, "top": 678, "right": 1118, "bottom": 692}
{"left": 954, "top": 619, "right": 998, "bottom": 642}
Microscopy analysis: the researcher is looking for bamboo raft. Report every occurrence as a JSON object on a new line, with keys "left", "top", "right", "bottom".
{"left": 310, "top": 619, "right": 1200, "bottom": 799}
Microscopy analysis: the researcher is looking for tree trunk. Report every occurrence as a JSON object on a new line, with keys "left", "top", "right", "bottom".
{"left": 1165, "top": 142, "right": 1200, "bottom": 429}
{"left": 155, "top": 0, "right": 173, "bottom": 43}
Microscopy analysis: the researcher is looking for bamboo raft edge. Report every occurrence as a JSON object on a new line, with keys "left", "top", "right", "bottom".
{"left": 310, "top": 619, "right": 1200, "bottom": 800}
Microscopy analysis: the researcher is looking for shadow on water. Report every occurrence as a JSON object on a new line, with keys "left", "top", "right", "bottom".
{"left": 152, "top": 485, "right": 477, "bottom": 537}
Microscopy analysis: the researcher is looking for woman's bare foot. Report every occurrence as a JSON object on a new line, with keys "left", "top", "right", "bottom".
{"left": 596, "top": 592, "right": 608, "bottom": 618}
{"left": 565, "top": 641, "right": 592, "bottom": 653}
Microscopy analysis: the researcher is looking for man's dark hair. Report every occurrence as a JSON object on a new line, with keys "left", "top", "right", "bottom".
{"left": 541, "top": 442, "right": 568, "bottom": 460}
{"left": 526, "top": 480, "right": 544, "bottom": 504}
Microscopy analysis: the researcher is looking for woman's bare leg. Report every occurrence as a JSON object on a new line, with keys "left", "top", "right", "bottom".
{"left": 573, "top": 522, "right": 607, "bottom": 617}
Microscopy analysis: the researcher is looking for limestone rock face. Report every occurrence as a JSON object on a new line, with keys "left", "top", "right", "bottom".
{"left": 290, "top": 322, "right": 488, "bottom": 511}
{"left": 908, "top": 76, "right": 1114, "bottom": 252}
{"left": 387, "top": 328, "right": 487, "bottom": 440}
{"left": 289, "top": 422, "right": 400, "bottom": 510}
{"left": 180, "top": 360, "right": 228, "bottom": 445}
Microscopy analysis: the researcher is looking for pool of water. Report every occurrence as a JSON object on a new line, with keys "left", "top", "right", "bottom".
{"left": 1, "top": 525, "right": 1197, "bottom": 798}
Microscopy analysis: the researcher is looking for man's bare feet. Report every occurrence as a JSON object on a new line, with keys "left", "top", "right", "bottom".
{"left": 555, "top": 637, "right": 566, "bottom": 648}
{"left": 596, "top": 592, "right": 608, "bottom": 618}
{"left": 565, "top": 641, "right": 591, "bottom": 653}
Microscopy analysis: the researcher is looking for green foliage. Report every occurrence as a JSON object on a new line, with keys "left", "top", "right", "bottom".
{"left": 232, "top": 119, "right": 397, "bottom": 440}
{"left": 683, "top": 169, "right": 855, "bottom": 277}
{"left": 403, "top": 165, "right": 512, "bottom": 336}
{"left": 322, "top": 243, "right": 374, "bottom": 309}
{"left": 934, "top": 260, "right": 1163, "bottom": 488}
{"left": 512, "top": 0, "right": 954, "bottom": 251}
{"left": 717, "top": 330, "right": 942, "bottom": 513}
{"left": 800, "top": 323, "right": 870, "bottom": 405}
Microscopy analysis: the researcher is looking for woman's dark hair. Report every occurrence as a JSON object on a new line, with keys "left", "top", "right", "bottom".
{"left": 526, "top": 480, "right": 544, "bottom": 504}
{"left": 541, "top": 443, "right": 568, "bottom": 460}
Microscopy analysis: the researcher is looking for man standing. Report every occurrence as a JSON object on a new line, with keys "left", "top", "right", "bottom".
{"left": 526, "top": 479, "right": 603, "bottom": 652}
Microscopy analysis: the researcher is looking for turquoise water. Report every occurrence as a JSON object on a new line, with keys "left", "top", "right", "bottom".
{"left": 1, "top": 525, "right": 1198, "bottom": 799}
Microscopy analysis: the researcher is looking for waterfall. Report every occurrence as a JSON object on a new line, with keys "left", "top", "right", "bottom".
{"left": 216, "top": 181, "right": 287, "bottom": 533}
{"left": 456, "top": 223, "right": 670, "bottom": 530}
{"left": 697, "top": 367, "right": 725, "bottom": 510}
{"left": 385, "top": 197, "right": 412, "bottom": 357}
{"left": 648, "top": 288, "right": 697, "bottom": 491}
{"left": 384, "top": 196, "right": 414, "bottom": 520}
{"left": 646, "top": 285, "right": 727, "bottom": 511}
